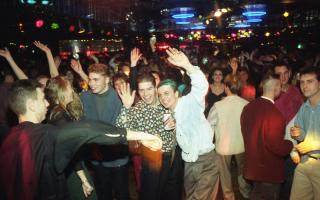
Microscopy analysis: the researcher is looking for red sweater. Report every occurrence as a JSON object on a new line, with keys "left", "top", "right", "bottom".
{"left": 241, "top": 97, "right": 293, "bottom": 183}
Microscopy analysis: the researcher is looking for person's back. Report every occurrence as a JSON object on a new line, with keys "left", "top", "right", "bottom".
{"left": 0, "top": 122, "right": 69, "bottom": 200}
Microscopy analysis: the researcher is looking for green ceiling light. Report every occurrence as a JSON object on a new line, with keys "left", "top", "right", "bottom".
{"left": 51, "top": 22, "right": 60, "bottom": 30}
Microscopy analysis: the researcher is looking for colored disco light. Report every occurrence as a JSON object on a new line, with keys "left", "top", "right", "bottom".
{"left": 27, "top": 0, "right": 36, "bottom": 4}
{"left": 172, "top": 13, "right": 195, "bottom": 19}
{"left": 242, "top": 11, "right": 266, "bottom": 17}
{"left": 35, "top": 19, "right": 44, "bottom": 28}
{"left": 246, "top": 18, "right": 262, "bottom": 23}
{"left": 41, "top": 0, "right": 50, "bottom": 5}
{"left": 283, "top": 11, "right": 289, "bottom": 18}
{"left": 176, "top": 21, "right": 190, "bottom": 25}
{"left": 69, "top": 25, "right": 76, "bottom": 32}
{"left": 234, "top": 23, "right": 251, "bottom": 28}
{"left": 51, "top": 22, "right": 59, "bottom": 29}
{"left": 243, "top": 4, "right": 267, "bottom": 17}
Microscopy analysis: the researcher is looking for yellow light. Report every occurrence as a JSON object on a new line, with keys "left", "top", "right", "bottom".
{"left": 214, "top": 10, "right": 222, "bottom": 17}
{"left": 283, "top": 11, "right": 289, "bottom": 18}
{"left": 221, "top": 8, "right": 228, "bottom": 13}
{"left": 205, "top": 19, "right": 210, "bottom": 25}
{"left": 265, "top": 32, "right": 270, "bottom": 37}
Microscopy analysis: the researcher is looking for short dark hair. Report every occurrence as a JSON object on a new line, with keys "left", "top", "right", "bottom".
{"left": 113, "top": 72, "right": 129, "bottom": 84}
{"left": 274, "top": 61, "right": 291, "bottom": 71}
{"left": 137, "top": 72, "right": 156, "bottom": 87}
{"left": 8, "top": 79, "right": 41, "bottom": 115}
{"left": 300, "top": 67, "right": 320, "bottom": 81}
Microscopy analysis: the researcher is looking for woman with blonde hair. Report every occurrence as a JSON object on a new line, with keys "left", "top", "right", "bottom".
{"left": 45, "top": 76, "right": 97, "bottom": 200}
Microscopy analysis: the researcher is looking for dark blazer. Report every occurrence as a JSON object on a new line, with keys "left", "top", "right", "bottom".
{"left": 241, "top": 97, "right": 293, "bottom": 183}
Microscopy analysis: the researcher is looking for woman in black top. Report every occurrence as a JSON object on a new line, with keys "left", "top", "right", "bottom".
{"left": 45, "top": 76, "right": 97, "bottom": 200}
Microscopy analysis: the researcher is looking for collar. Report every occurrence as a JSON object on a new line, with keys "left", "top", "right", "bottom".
{"left": 261, "top": 96, "right": 274, "bottom": 104}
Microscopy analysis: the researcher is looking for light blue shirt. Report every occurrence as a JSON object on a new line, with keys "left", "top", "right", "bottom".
{"left": 294, "top": 100, "right": 320, "bottom": 161}
{"left": 174, "top": 68, "right": 215, "bottom": 162}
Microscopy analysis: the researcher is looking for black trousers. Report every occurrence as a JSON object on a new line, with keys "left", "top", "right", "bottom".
{"left": 92, "top": 163, "right": 130, "bottom": 200}
{"left": 140, "top": 147, "right": 184, "bottom": 200}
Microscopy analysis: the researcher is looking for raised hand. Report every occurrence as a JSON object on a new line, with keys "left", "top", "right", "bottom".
{"left": 70, "top": 59, "right": 84, "bottom": 74}
{"left": 166, "top": 48, "right": 193, "bottom": 70}
{"left": 130, "top": 48, "right": 142, "bottom": 67}
{"left": 0, "top": 48, "right": 12, "bottom": 60}
{"left": 229, "top": 57, "right": 239, "bottom": 74}
{"left": 117, "top": 83, "right": 136, "bottom": 109}
{"left": 34, "top": 41, "right": 51, "bottom": 53}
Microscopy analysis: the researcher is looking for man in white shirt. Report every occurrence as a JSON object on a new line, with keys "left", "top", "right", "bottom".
{"left": 158, "top": 48, "right": 219, "bottom": 200}
{"left": 207, "top": 74, "right": 251, "bottom": 200}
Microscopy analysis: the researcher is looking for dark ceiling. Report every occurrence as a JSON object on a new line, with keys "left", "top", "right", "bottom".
{"left": 0, "top": 0, "right": 319, "bottom": 40}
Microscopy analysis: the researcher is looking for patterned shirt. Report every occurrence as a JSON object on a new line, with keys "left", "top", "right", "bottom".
{"left": 116, "top": 100, "right": 175, "bottom": 153}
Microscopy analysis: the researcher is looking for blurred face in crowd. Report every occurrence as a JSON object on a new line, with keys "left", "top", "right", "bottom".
{"left": 300, "top": 73, "right": 320, "bottom": 99}
{"left": 274, "top": 65, "right": 291, "bottom": 86}
{"left": 212, "top": 70, "right": 223, "bottom": 83}
{"left": 158, "top": 85, "right": 179, "bottom": 111}
{"left": 239, "top": 70, "right": 249, "bottom": 83}
{"left": 88, "top": 72, "right": 110, "bottom": 94}
{"left": 33, "top": 88, "right": 49, "bottom": 123}
{"left": 138, "top": 81, "right": 157, "bottom": 105}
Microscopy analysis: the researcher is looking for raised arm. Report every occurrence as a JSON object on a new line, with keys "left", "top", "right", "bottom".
{"left": 34, "top": 41, "right": 59, "bottom": 78}
{"left": 0, "top": 48, "right": 28, "bottom": 79}
{"left": 165, "top": 48, "right": 197, "bottom": 74}
{"left": 70, "top": 59, "right": 89, "bottom": 83}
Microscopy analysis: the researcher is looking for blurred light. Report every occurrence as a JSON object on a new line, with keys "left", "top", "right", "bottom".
{"left": 234, "top": 23, "right": 251, "bottom": 28}
{"left": 205, "top": 19, "right": 210, "bottom": 25}
{"left": 243, "top": 4, "right": 267, "bottom": 17}
{"left": 164, "top": 34, "right": 170, "bottom": 38}
{"left": 157, "top": 44, "right": 169, "bottom": 50}
{"left": 86, "top": 50, "right": 92, "bottom": 57}
{"left": 172, "top": 14, "right": 194, "bottom": 19}
{"left": 283, "top": 11, "right": 289, "bottom": 18}
{"left": 221, "top": 8, "right": 228, "bottom": 13}
{"left": 78, "top": 20, "right": 85, "bottom": 33}
{"left": 78, "top": 28, "right": 85, "bottom": 34}
{"left": 41, "top": 0, "right": 50, "bottom": 5}
{"left": 35, "top": 19, "right": 44, "bottom": 28}
{"left": 176, "top": 21, "right": 190, "bottom": 25}
{"left": 51, "top": 23, "right": 59, "bottom": 29}
{"left": 191, "top": 24, "right": 206, "bottom": 30}
{"left": 297, "top": 43, "right": 303, "bottom": 49}
{"left": 27, "top": 0, "right": 36, "bottom": 4}
{"left": 265, "top": 32, "right": 270, "bottom": 37}
{"left": 69, "top": 25, "right": 76, "bottom": 32}
{"left": 214, "top": 10, "right": 222, "bottom": 17}
{"left": 243, "top": 11, "right": 266, "bottom": 17}
{"left": 231, "top": 33, "right": 237, "bottom": 38}
{"left": 246, "top": 18, "right": 262, "bottom": 23}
